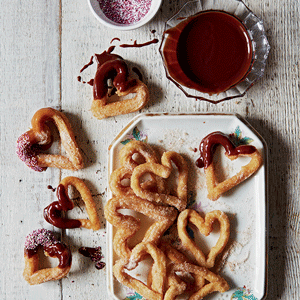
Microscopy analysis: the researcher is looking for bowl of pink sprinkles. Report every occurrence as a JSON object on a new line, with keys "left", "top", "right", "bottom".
{"left": 88, "top": 0, "right": 162, "bottom": 30}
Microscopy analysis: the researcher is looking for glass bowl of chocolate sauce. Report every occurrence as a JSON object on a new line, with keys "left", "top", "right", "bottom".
{"left": 159, "top": 0, "right": 270, "bottom": 103}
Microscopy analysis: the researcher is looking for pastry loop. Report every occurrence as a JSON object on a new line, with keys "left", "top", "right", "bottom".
{"left": 16, "top": 107, "right": 83, "bottom": 172}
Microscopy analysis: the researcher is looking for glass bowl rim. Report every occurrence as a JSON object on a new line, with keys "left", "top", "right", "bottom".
{"left": 158, "top": 0, "right": 271, "bottom": 104}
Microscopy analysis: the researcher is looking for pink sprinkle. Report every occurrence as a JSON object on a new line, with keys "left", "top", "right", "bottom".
{"left": 78, "top": 246, "right": 106, "bottom": 269}
{"left": 24, "top": 229, "right": 58, "bottom": 250}
{"left": 98, "top": 0, "right": 152, "bottom": 25}
{"left": 90, "top": 247, "right": 103, "bottom": 262}
{"left": 16, "top": 132, "right": 45, "bottom": 172}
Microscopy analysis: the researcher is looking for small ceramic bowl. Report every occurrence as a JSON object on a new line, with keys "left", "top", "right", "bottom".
{"left": 88, "top": 0, "right": 162, "bottom": 30}
{"left": 159, "top": 0, "right": 270, "bottom": 103}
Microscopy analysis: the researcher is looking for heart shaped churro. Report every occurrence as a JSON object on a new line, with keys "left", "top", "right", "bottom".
{"left": 158, "top": 242, "right": 205, "bottom": 299}
{"left": 43, "top": 176, "right": 100, "bottom": 231}
{"left": 113, "top": 242, "right": 167, "bottom": 300}
{"left": 91, "top": 57, "right": 149, "bottom": 119}
{"left": 110, "top": 140, "right": 166, "bottom": 196}
{"left": 16, "top": 107, "right": 83, "bottom": 172}
{"left": 23, "top": 229, "right": 72, "bottom": 285}
{"left": 104, "top": 195, "right": 178, "bottom": 259}
{"left": 196, "top": 131, "right": 263, "bottom": 201}
{"left": 131, "top": 162, "right": 185, "bottom": 211}
{"left": 169, "top": 262, "right": 229, "bottom": 299}
{"left": 161, "top": 151, "right": 188, "bottom": 211}
{"left": 177, "top": 209, "right": 230, "bottom": 268}
{"left": 109, "top": 166, "right": 165, "bottom": 197}
{"left": 119, "top": 140, "right": 159, "bottom": 171}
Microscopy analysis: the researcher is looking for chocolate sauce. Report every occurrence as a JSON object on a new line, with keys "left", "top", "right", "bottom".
{"left": 120, "top": 38, "right": 159, "bottom": 48}
{"left": 47, "top": 185, "right": 56, "bottom": 192}
{"left": 79, "top": 47, "right": 140, "bottom": 99}
{"left": 78, "top": 246, "right": 100, "bottom": 258}
{"left": 93, "top": 59, "right": 136, "bottom": 99}
{"left": 94, "top": 50, "right": 120, "bottom": 69}
{"left": 110, "top": 37, "right": 120, "bottom": 43}
{"left": 196, "top": 132, "right": 256, "bottom": 169}
{"left": 80, "top": 55, "right": 94, "bottom": 73}
{"left": 78, "top": 48, "right": 121, "bottom": 86}
{"left": 45, "top": 243, "right": 72, "bottom": 268}
{"left": 43, "top": 184, "right": 81, "bottom": 229}
{"left": 95, "top": 262, "right": 106, "bottom": 269}
{"left": 79, "top": 246, "right": 105, "bottom": 269}
{"left": 107, "top": 45, "right": 116, "bottom": 54}
{"left": 87, "top": 79, "right": 94, "bottom": 86}
{"left": 108, "top": 87, "right": 117, "bottom": 96}
{"left": 163, "top": 11, "right": 253, "bottom": 95}
{"left": 25, "top": 243, "right": 72, "bottom": 268}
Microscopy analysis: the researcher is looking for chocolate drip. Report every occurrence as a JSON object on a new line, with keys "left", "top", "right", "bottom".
{"left": 44, "top": 243, "right": 72, "bottom": 268}
{"left": 93, "top": 59, "right": 136, "bottom": 99}
{"left": 78, "top": 246, "right": 99, "bottom": 258}
{"left": 120, "top": 38, "right": 159, "bottom": 48}
{"left": 87, "top": 79, "right": 94, "bottom": 86}
{"left": 94, "top": 48, "right": 121, "bottom": 67}
{"left": 43, "top": 184, "right": 81, "bottom": 229}
{"left": 80, "top": 55, "right": 94, "bottom": 73}
{"left": 47, "top": 185, "right": 56, "bottom": 192}
{"left": 25, "top": 243, "right": 71, "bottom": 269}
{"left": 196, "top": 131, "right": 256, "bottom": 169}
{"left": 110, "top": 37, "right": 120, "bottom": 43}
{"left": 79, "top": 246, "right": 105, "bottom": 269}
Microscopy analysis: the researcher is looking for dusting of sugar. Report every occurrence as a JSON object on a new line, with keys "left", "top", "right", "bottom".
{"left": 36, "top": 130, "right": 49, "bottom": 143}
{"left": 220, "top": 240, "right": 251, "bottom": 273}
{"left": 24, "top": 228, "right": 58, "bottom": 250}
{"left": 125, "top": 259, "right": 138, "bottom": 270}
{"left": 220, "top": 218, "right": 255, "bottom": 287}
{"left": 16, "top": 132, "right": 44, "bottom": 172}
{"left": 60, "top": 131, "right": 72, "bottom": 147}
{"left": 98, "top": 0, "right": 152, "bottom": 25}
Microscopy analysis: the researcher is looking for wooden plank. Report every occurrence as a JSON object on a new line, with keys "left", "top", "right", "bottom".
{"left": 0, "top": 0, "right": 300, "bottom": 299}
{"left": 0, "top": 0, "right": 62, "bottom": 299}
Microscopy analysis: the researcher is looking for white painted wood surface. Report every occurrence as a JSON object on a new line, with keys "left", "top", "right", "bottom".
{"left": 0, "top": 0, "right": 299, "bottom": 299}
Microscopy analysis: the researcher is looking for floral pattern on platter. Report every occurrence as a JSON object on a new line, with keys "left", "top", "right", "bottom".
{"left": 120, "top": 125, "right": 258, "bottom": 300}
{"left": 187, "top": 190, "right": 209, "bottom": 213}
{"left": 231, "top": 286, "right": 258, "bottom": 300}
{"left": 123, "top": 289, "right": 144, "bottom": 300}
{"left": 229, "top": 126, "right": 254, "bottom": 146}
{"left": 187, "top": 125, "right": 255, "bottom": 212}
{"left": 121, "top": 126, "right": 148, "bottom": 145}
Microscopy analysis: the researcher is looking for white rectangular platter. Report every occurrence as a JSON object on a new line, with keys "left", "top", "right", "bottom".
{"left": 107, "top": 113, "right": 267, "bottom": 300}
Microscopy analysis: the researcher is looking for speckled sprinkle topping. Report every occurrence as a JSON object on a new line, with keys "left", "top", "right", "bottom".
{"left": 98, "top": 0, "right": 152, "bottom": 25}
{"left": 24, "top": 229, "right": 58, "bottom": 250}
{"left": 90, "top": 246, "right": 102, "bottom": 262}
{"left": 79, "top": 246, "right": 106, "bottom": 269}
{"left": 16, "top": 132, "right": 44, "bottom": 172}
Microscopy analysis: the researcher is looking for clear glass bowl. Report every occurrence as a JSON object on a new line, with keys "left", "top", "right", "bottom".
{"left": 159, "top": 0, "right": 271, "bottom": 103}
